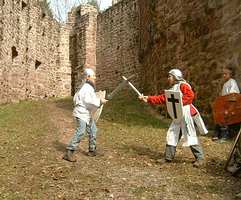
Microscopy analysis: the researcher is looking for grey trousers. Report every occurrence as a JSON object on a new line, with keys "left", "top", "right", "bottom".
{"left": 164, "top": 129, "right": 204, "bottom": 161}
{"left": 164, "top": 144, "right": 204, "bottom": 161}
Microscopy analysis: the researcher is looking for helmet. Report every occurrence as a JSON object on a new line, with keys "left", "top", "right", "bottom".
{"left": 83, "top": 68, "right": 95, "bottom": 77}
{"left": 168, "top": 69, "right": 183, "bottom": 81}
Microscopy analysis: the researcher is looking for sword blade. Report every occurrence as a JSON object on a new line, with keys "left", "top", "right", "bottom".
{"left": 122, "top": 76, "right": 142, "bottom": 96}
{"left": 107, "top": 74, "right": 135, "bottom": 100}
{"left": 107, "top": 80, "right": 127, "bottom": 100}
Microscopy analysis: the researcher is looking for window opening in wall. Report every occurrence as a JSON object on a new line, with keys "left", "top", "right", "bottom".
{"left": 133, "top": 2, "right": 136, "bottom": 10}
{"left": 35, "top": 60, "right": 41, "bottom": 69}
{"left": 42, "top": 13, "right": 46, "bottom": 19}
{"left": 28, "top": 25, "right": 32, "bottom": 31}
{"left": 42, "top": 29, "right": 45, "bottom": 36}
{"left": 0, "top": 20, "right": 3, "bottom": 41}
{"left": 22, "top": 1, "right": 27, "bottom": 10}
{"left": 117, "top": 46, "right": 120, "bottom": 50}
{"left": 77, "top": 10, "right": 81, "bottom": 16}
{"left": 0, "top": 29, "right": 3, "bottom": 41}
{"left": 11, "top": 46, "right": 18, "bottom": 60}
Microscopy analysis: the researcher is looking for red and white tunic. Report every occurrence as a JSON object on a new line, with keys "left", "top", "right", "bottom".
{"left": 147, "top": 82, "right": 197, "bottom": 116}
{"left": 147, "top": 81, "right": 200, "bottom": 147}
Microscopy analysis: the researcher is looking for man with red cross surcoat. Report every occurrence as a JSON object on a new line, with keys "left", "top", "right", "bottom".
{"left": 139, "top": 69, "right": 206, "bottom": 167}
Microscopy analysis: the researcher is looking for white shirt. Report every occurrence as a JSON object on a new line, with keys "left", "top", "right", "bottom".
{"left": 221, "top": 78, "right": 240, "bottom": 96}
{"left": 73, "top": 82, "right": 101, "bottom": 124}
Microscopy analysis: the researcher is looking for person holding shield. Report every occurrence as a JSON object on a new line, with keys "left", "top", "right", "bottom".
{"left": 139, "top": 69, "right": 205, "bottom": 167}
{"left": 63, "top": 68, "right": 108, "bottom": 162}
{"left": 212, "top": 66, "right": 240, "bottom": 143}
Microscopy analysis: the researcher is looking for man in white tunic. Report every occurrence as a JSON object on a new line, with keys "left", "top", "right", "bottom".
{"left": 139, "top": 69, "right": 205, "bottom": 167}
{"left": 221, "top": 68, "right": 240, "bottom": 96}
{"left": 63, "top": 68, "right": 108, "bottom": 162}
{"left": 213, "top": 66, "right": 240, "bottom": 142}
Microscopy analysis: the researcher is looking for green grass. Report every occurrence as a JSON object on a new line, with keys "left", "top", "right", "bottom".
{"left": 0, "top": 94, "right": 240, "bottom": 199}
{"left": 102, "top": 91, "right": 169, "bottom": 128}
{"left": 0, "top": 100, "right": 56, "bottom": 199}
{"left": 0, "top": 100, "right": 51, "bottom": 151}
{"left": 99, "top": 92, "right": 170, "bottom": 159}
{"left": 0, "top": 94, "right": 169, "bottom": 199}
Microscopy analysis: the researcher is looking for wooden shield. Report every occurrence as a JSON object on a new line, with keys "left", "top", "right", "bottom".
{"left": 212, "top": 93, "right": 241, "bottom": 125}
{"left": 92, "top": 90, "right": 106, "bottom": 122}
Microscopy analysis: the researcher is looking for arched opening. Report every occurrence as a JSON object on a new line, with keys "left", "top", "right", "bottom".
{"left": 22, "top": 1, "right": 27, "bottom": 10}
{"left": 35, "top": 60, "right": 41, "bottom": 69}
{"left": 11, "top": 46, "right": 18, "bottom": 60}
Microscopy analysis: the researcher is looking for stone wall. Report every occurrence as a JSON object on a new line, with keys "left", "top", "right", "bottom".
{"left": 0, "top": 0, "right": 71, "bottom": 103}
{"left": 96, "top": 0, "right": 141, "bottom": 92}
{"left": 2, "top": 0, "right": 241, "bottom": 119}
{"left": 112, "top": 0, "right": 122, "bottom": 5}
{"left": 139, "top": 0, "right": 241, "bottom": 116}
{"left": 68, "top": 5, "right": 98, "bottom": 94}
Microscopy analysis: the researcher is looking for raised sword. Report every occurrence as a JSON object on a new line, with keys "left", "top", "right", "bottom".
{"left": 122, "top": 76, "right": 142, "bottom": 96}
{"left": 107, "top": 74, "right": 135, "bottom": 100}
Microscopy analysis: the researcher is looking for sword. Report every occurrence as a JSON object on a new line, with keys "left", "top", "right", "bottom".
{"left": 107, "top": 74, "right": 135, "bottom": 100}
{"left": 122, "top": 76, "right": 142, "bottom": 96}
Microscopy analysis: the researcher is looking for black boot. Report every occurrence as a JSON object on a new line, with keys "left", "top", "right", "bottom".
{"left": 63, "top": 150, "right": 76, "bottom": 162}
{"left": 87, "top": 150, "right": 97, "bottom": 157}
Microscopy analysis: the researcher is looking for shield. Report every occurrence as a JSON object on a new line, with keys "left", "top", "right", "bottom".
{"left": 212, "top": 93, "right": 241, "bottom": 125}
{"left": 92, "top": 90, "right": 106, "bottom": 122}
{"left": 165, "top": 90, "right": 183, "bottom": 122}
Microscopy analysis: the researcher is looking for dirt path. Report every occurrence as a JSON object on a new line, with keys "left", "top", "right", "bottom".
{"left": 44, "top": 99, "right": 241, "bottom": 200}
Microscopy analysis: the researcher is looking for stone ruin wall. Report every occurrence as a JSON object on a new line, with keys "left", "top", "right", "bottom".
{"left": 96, "top": 0, "right": 141, "bottom": 92}
{"left": 138, "top": 0, "right": 241, "bottom": 117}
{"left": 0, "top": 0, "right": 71, "bottom": 103}
{"left": 68, "top": 5, "right": 98, "bottom": 94}
{"left": 1, "top": 0, "right": 241, "bottom": 120}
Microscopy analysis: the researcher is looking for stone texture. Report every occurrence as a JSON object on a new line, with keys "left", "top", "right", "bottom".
{"left": 0, "top": 0, "right": 71, "bottom": 103}
{"left": 112, "top": 0, "right": 122, "bottom": 6}
{"left": 138, "top": 0, "right": 241, "bottom": 117}
{"left": 96, "top": 0, "right": 140, "bottom": 92}
{"left": 68, "top": 5, "right": 98, "bottom": 94}
{"left": 68, "top": 1, "right": 141, "bottom": 94}
{"left": 1, "top": 0, "right": 241, "bottom": 122}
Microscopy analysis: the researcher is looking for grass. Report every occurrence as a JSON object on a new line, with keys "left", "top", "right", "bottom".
{"left": 0, "top": 100, "right": 57, "bottom": 199}
{"left": 102, "top": 91, "right": 169, "bottom": 128}
{"left": 0, "top": 93, "right": 240, "bottom": 199}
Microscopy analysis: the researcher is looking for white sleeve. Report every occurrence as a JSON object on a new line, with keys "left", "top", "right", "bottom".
{"left": 73, "top": 90, "right": 81, "bottom": 106}
{"left": 83, "top": 90, "right": 101, "bottom": 109}
{"left": 229, "top": 80, "right": 240, "bottom": 93}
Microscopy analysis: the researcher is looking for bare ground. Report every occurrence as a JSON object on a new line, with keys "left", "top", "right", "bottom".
{"left": 0, "top": 97, "right": 240, "bottom": 199}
